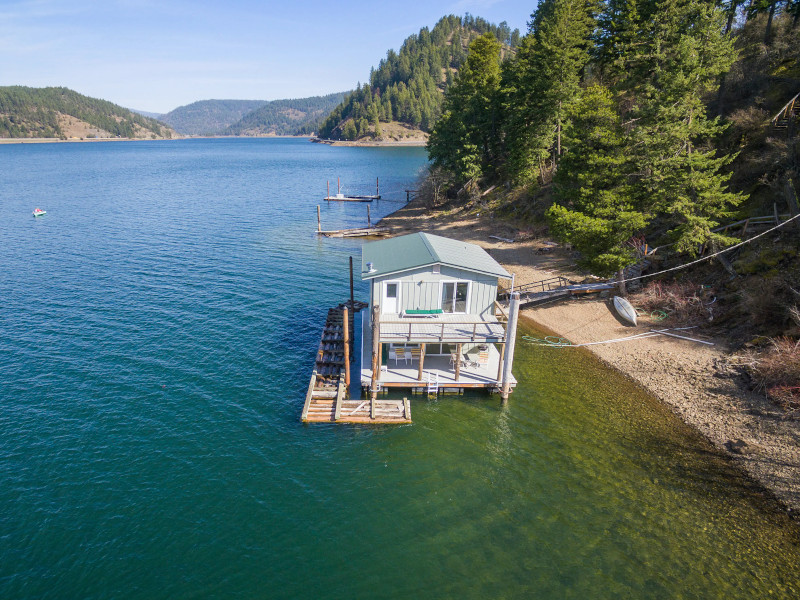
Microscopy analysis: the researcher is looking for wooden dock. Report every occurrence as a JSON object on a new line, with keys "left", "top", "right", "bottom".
{"left": 302, "top": 303, "right": 411, "bottom": 424}
{"left": 324, "top": 178, "right": 381, "bottom": 202}
{"left": 319, "top": 226, "right": 391, "bottom": 238}
{"left": 324, "top": 195, "right": 379, "bottom": 202}
{"left": 316, "top": 205, "right": 390, "bottom": 237}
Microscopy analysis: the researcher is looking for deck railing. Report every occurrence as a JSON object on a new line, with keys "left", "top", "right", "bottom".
{"left": 499, "top": 275, "right": 572, "bottom": 298}
{"left": 377, "top": 318, "right": 507, "bottom": 343}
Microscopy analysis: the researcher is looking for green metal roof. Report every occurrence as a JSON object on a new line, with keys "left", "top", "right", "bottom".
{"left": 361, "top": 232, "right": 511, "bottom": 280}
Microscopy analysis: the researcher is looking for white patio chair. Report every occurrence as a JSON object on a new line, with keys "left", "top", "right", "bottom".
{"left": 395, "top": 347, "right": 409, "bottom": 366}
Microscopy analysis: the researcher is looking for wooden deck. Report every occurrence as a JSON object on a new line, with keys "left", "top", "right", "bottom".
{"left": 360, "top": 311, "right": 516, "bottom": 394}
{"left": 303, "top": 304, "right": 412, "bottom": 424}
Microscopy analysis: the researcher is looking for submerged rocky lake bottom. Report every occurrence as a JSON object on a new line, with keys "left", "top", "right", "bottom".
{"left": 1, "top": 138, "right": 798, "bottom": 598}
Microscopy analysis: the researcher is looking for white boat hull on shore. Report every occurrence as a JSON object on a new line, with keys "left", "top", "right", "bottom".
{"left": 613, "top": 296, "right": 637, "bottom": 326}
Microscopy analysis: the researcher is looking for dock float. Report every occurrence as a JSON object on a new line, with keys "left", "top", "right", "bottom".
{"left": 324, "top": 178, "right": 381, "bottom": 202}
{"left": 302, "top": 303, "right": 411, "bottom": 424}
{"left": 319, "top": 226, "right": 391, "bottom": 238}
{"left": 316, "top": 205, "right": 391, "bottom": 238}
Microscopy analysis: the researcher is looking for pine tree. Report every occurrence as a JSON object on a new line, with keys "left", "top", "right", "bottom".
{"left": 621, "top": 0, "right": 744, "bottom": 252}
{"left": 427, "top": 33, "right": 503, "bottom": 183}
{"left": 503, "top": 0, "right": 600, "bottom": 184}
{"left": 547, "top": 85, "right": 647, "bottom": 275}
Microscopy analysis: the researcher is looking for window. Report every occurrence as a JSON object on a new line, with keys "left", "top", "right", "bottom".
{"left": 441, "top": 281, "right": 469, "bottom": 313}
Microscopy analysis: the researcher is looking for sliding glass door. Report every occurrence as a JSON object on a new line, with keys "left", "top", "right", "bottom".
{"left": 441, "top": 281, "right": 469, "bottom": 313}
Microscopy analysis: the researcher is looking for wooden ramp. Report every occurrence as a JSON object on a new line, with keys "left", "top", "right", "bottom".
{"left": 318, "top": 226, "right": 391, "bottom": 238}
{"left": 302, "top": 304, "right": 411, "bottom": 425}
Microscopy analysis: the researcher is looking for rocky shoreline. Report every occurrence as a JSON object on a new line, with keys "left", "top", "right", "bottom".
{"left": 378, "top": 196, "right": 800, "bottom": 515}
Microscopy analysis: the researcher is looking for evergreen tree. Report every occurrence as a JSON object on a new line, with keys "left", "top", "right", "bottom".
{"left": 547, "top": 85, "right": 647, "bottom": 275}
{"left": 503, "top": 0, "right": 600, "bottom": 184}
{"left": 621, "top": 0, "right": 744, "bottom": 253}
{"left": 427, "top": 33, "right": 503, "bottom": 183}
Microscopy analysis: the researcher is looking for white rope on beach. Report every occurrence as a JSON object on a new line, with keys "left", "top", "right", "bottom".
{"left": 524, "top": 327, "right": 712, "bottom": 348}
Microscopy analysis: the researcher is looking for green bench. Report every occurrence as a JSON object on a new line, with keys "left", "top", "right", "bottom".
{"left": 402, "top": 308, "right": 443, "bottom": 317}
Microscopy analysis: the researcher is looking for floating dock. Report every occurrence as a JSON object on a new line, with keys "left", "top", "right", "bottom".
{"left": 319, "top": 226, "right": 391, "bottom": 238}
{"left": 316, "top": 205, "right": 390, "bottom": 237}
{"left": 324, "top": 178, "right": 381, "bottom": 202}
{"left": 324, "top": 195, "right": 378, "bottom": 202}
{"left": 302, "top": 302, "right": 411, "bottom": 424}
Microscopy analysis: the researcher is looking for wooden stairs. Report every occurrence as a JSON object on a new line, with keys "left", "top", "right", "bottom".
{"left": 771, "top": 92, "right": 800, "bottom": 133}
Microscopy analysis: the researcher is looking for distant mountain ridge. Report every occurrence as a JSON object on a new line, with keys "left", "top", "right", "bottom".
{"left": 160, "top": 93, "right": 348, "bottom": 137}
{"left": 159, "top": 99, "right": 268, "bottom": 136}
{"left": 0, "top": 86, "right": 174, "bottom": 139}
{"left": 224, "top": 92, "right": 348, "bottom": 136}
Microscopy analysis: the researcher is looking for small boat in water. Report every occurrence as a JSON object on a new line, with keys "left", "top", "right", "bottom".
{"left": 613, "top": 296, "right": 637, "bottom": 326}
{"left": 32, "top": 208, "right": 46, "bottom": 217}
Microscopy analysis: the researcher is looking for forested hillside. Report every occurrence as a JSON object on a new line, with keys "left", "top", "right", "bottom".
{"left": 428, "top": 0, "right": 800, "bottom": 276}
{"left": 424, "top": 1, "right": 800, "bottom": 400}
{"left": 225, "top": 92, "right": 347, "bottom": 136}
{"left": 317, "top": 14, "right": 520, "bottom": 141}
{"left": 160, "top": 100, "right": 267, "bottom": 135}
{"left": 0, "top": 86, "right": 173, "bottom": 139}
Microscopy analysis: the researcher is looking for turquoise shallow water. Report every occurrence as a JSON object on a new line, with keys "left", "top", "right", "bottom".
{"left": 1, "top": 138, "right": 798, "bottom": 599}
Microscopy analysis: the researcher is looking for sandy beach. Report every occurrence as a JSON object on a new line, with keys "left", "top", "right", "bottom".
{"left": 379, "top": 196, "right": 800, "bottom": 515}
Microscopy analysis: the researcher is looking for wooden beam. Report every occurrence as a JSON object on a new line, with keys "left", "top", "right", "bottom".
{"left": 302, "top": 371, "right": 317, "bottom": 422}
{"left": 343, "top": 306, "right": 350, "bottom": 387}
{"left": 455, "top": 343, "right": 462, "bottom": 382}
{"left": 501, "top": 293, "right": 520, "bottom": 403}
{"left": 334, "top": 373, "right": 345, "bottom": 421}
{"left": 404, "top": 397, "right": 411, "bottom": 421}
{"left": 370, "top": 304, "right": 380, "bottom": 404}
{"left": 417, "top": 343, "right": 426, "bottom": 381}
{"left": 496, "top": 343, "right": 505, "bottom": 383}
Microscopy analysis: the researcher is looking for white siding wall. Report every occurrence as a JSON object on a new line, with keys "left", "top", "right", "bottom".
{"left": 370, "top": 265, "right": 498, "bottom": 318}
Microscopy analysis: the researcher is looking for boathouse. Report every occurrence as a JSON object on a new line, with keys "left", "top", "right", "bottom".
{"left": 360, "top": 232, "right": 519, "bottom": 398}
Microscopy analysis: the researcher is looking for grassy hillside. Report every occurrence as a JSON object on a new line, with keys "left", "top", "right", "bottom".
{"left": 159, "top": 99, "right": 268, "bottom": 136}
{"left": 0, "top": 86, "right": 174, "bottom": 139}
{"left": 318, "top": 14, "right": 520, "bottom": 141}
{"left": 225, "top": 92, "right": 347, "bottom": 136}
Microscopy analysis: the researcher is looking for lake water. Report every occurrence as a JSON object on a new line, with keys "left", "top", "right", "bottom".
{"left": 1, "top": 138, "right": 798, "bottom": 599}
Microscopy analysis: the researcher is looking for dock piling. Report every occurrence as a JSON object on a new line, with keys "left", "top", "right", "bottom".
{"left": 501, "top": 293, "right": 520, "bottom": 404}
{"left": 317, "top": 205, "right": 321, "bottom": 232}
{"left": 370, "top": 304, "right": 381, "bottom": 404}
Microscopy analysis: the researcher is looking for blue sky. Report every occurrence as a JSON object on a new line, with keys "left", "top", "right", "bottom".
{"left": 1, "top": 0, "right": 537, "bottom": 113}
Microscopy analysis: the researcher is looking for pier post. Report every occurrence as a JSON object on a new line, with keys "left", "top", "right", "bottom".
{"left": 367, "top": 205, "right": 371, "bottom": 228}
{"left": 370, "top": 305, "right": 381, "bottom": 404}
{"left": 317, "top": 205, "right": 321, "bottom": 232}
{"left": 417, "top": 343, "right": 426, "bottom": 381}
{"left": 376, "top": 177, "right": 379, "bottom": 197}
{"left": 455, "top": 343, "right": 462, "bottom": 382}
{"left": 343, "top": 306, "right": 350, "bottom": 388}
{"left": 349, "top": 257, "right": 355, "bottom": 311}
{"left": 501, "top": 292, "right": 520, "bottom": 404}
{"left": 496, "top": 342, "right": 505, "bottom": 383}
